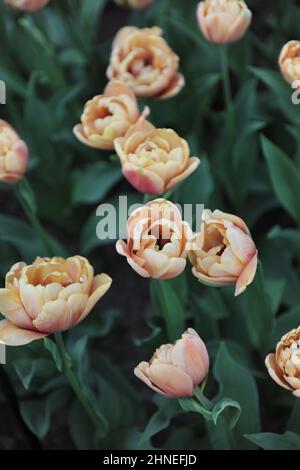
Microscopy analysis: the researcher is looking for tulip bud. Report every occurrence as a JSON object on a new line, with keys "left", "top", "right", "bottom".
{"left": 107, "top": 26, "right": 185, "bottom": 99}
{"left": 0, "top": 120, "right": 28, "bottom": 184}
{"left": 266, "top": 327, "right": 300, "bottom": 397}
{"left": 116, "top": 198, "right": 193, "bottom": 280}
{"left": 279, "top": 41, "right": 300, "bottom": 86}
{"left": 4, "top": 0, "right": 49, "bottom": 11}
{"left": 134, "top": 329, "right": 209, "bottom": 398}
{"left": 114, "top": 116, "right": 200, "bottom": 195}
{"left": 73, "top": 80, "right": 144, "bottom": 151}
{"left": 0, "top": 256, "right": 112, "bottom": 346}
{"left": 196, "top": 0, "right": 252, "bottom": 44}
{"left": 189, "top": 209, "right": 258, "bottom": 296}
{"left": 114, "top": 0, "right": 153, "bottom": 9}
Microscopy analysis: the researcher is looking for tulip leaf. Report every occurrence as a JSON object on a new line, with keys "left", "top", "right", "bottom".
{"left": 72, "top": 161, "right": 122, "bottom": 205}
{"left": 150, "top": 279, "right": 186, "bottom": 342}
{"left": 261, "top": 135, "right": 300, "bottom": 224}
{"left": 139, "top": 398, "right": 182, "bottom": 445}
{"left": 43, "top": 338, "right": 63, "bottom": 372}
{"left": 245, "top": 431, "right": 300, "bottom": 450}
{"left": 268, "top": 226, "right": 300, "bottom": 258}
{"left": 212, "top": 398, "right": 241, "bottom": 430}
{"left": 178, "top": 397, "right": 212, "bottom": 421}
{"left": 208, "top": 343, "right": 260, "bottom": 450}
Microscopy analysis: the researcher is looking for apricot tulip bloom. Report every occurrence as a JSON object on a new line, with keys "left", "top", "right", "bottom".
{"left": 197, "top": 0, "right": 252, "bottom": 44}
{"left": 0, "top": 256, "right": 112, "bottom": 346}
{"left": 134, "top": 329, "right": 209, "bottom": 398}
{"left": 0, "top": 120, "right": 28, "bottom": 184}
{"left": 266, "top": 327, "right": 300, "bottom": 397}
{"left": 4, "top": 0, "right": 49, "bottom": 11}
{"left": 189, "top": 209, "right": 258, "bottom": 296}
{"left": 116, "top": 199, "right": 192, "bottom": 280}
{"left": 107, "top": 27, "right": 185, "bottom": 99}
{"left": 73, "top": 80, "right": 145, "bottom": 151}
{"left": 279, "top": 41, "right": 300, "bottom": 86}
{"left": 114, "top": 116, "right": 200, "bottom": 195}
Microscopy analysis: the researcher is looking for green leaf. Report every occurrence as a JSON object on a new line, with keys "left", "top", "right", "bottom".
{"left": 271, "top": 305, "right": 300, "bottom": 346}
{"left": 212, "top": 398, "right": 241, "bottom": 430}
{"left": 72, "top": 161, "right": 122, "bottom": 205}
{"left": 178, "top": 397, "right": 212, "bottom": 420}
{"left": 139, "top": 398, "right": 182, "bottom": 445}
{"left": 261, "top": 135, "right": 300, "bottom": 224}
{"left": 245, "top": 431, "right": 300, "bottom": 450}
{"left": 268, "top": 226, "right": 300, "bottom": 258}
{"left": 43, "top": 338, "right": 62, "bottom": 372}
{"left": 209, "top": 343, "right": 260, "bottom": 450}
{"left": 150, "top": 279, "right": 186, "bottom": 342}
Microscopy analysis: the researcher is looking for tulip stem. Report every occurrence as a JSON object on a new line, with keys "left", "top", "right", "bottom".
{"left": 14, "top": 179, "right": 55, "bottom": 257}
{"left": 193, "top": 386, "right": 213, "bottom": 410}
{"left": 54, "top": 332, "right": 107, "bottom": 437}
{"left": 220, "top": 45, "right": 235, "bottom": 132}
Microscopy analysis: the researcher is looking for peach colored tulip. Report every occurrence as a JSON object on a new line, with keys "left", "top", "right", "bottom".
{"left": 114, "top": 116, "right": 200, "bottom": 195}
{"left": 197, "top": 0, "right": 252, "bottom": 44}
{"left": 116, "top": 198, "right": 192, "bottom": 280}
{"left": 134, "top": 328, "right": 209, "bottom": 398}
{"left": 279, "top": 41, "right": 300, "bottom": 86}
{"left": 0, "top": 256, "right": 112, "bottom": 346}
{"left": 73, "top": 80, "right": 146, "bottom": 151}
{"left": 0, "top": 120, "right": 28, "bottom": 184}
{"left": 114, "top": 0, "right": 153, "bottom": 8}
{"left": 107, "top": 27, "right": 185, "bottom": 99}
{"left": 4, "top": 0, "right": 49, "bottom": 11}
{"left": 266, "top": 327, "right": 300, "bottom": 397}
{"left": 189, "top": 209, "right": 258, "bottom": 296}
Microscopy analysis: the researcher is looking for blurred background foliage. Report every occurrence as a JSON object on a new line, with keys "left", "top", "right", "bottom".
{"left": 1, "top": 0, "right": 300, "bottom": 450}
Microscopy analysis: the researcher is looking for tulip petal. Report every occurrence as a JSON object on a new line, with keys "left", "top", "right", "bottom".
{"left": 235, "top": 252, "right": 258, "bottom": 296}
{"left": 166, "top": 157, "right": 200, "bottom": 191}
{"left": 159, "top": 257, "right": 186, "bottom": 280}
{"left": 0, "top": 319, "right": 47, "bottom": 346}
{"left": 77, "top": 274, "right": 112, "bottom": 323}
{"left": 122, "top": 163, "right": 165, "bottom": 195}
{"left": 158, "top": 73, "right": 185, "bottom": 100}
{"left": 33, "top": 299, "right": 69, "bottom": 333}
{"left": 148, "top": 363, "right": 194, "bottom": 398}
{"left": 265, "top": 353, "right": 292, "bottom": 391}
{"left": 0, "top": 288, "right": 33, "bottom": 329}
{"left": 226, "top": 225, "right": 256, "bottom": 264}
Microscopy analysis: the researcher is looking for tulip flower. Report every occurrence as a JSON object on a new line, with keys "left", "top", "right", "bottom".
{"left": 114, "top": 0, "right": 153, "bottom": 8}
{"left": 196, "top": 0, "right": 252, "bottom": 44}
{"left": 189, "top": 209, "right": 258, "bottom": 296}
{"left": 266, "top": 327, "right": 300, "bottom": 397}
{"left": 116, "top": 198, "right": 193, "bottom": 280}
{"left": 73, "top": 80, "right": 146, "bottom": 151}
{"left": 107, "top": 27, "right": 185, "bottom": 99}
{"left": 279, "top": 41, "right": 300, "bottom": 86}
{"left": 134, "top": 328, "right": 209, "bottom": 398}
{"left": 0, "top": 120, "right": 28, "bottom": 184}
{"left": 4, "top": 0, "right": 49, "bottom": 11}
{"left": 0, "top": 256, "right": 112, "bottom": 346}
{"left": 114, "top": 116, "right": 200, "bottom": 195}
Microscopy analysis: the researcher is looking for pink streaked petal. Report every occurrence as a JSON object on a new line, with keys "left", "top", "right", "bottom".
{"left": 226, "top": 225, "right": 256, "bottom": 264}
{"left": 122, "top": 163, "right": 165, "bottom": 195}
{"left": 0, "top": 319, "right": 47, "bottom": 346}
{"left": 148, "top": 363, "right": 194, "bottom": 398}
{"left": 158, "top": 73, "right": 185, "bottom": 100}
{"left": 134, "top": 362, "right": 171, "bottom": 397}
{"left": 235, "top": 252, "right": 258, "bottom": 296}
{"left": 166, "top": 157, "right": 200, "bottom": 191}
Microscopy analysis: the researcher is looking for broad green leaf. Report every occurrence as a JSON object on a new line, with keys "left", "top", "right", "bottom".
{"left": 43, "top": 338, "right": 62, "bottom": 372}
{"left": 139, "top": 398, "right": 182, "bottom": 445}
{"left": 150, "top": 279, "right": 186, "bottom": 342}
{"left": 261, "top": 135, "right": 300, "bottom": 224}
{"left": 268, "top": 226, "right": 300, "bottom": 258}
{"left": 72, "top": 161, "right": 122, "bottom": 205}
{"left": 245, "top": 431, "right": 300, "bottom": 450}
{"left": 212, "top": 398, "right": 241, "bottom": 430}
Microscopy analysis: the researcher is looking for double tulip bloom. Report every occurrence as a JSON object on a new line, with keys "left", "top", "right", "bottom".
{"left": 114, "top": 0, "right": 153, "bottom": 8}
{"left": 114, "top": 116, "right": 200, "bottom": 195}
{"left": 189, "top": 210, "right": 258, "bottom": 296}
{"left": 4, "top": 0, "right": 49, "bottom": 11}
{"left": 107, "top": 27, "right": 185, "bottom": 99}
{"left": 116, "top": 199, "right": 192, "bottom": 280}
{"left": 0, "top": 256, "right": 112, "bottom": 346}
{"left": 135, "top": 328, "right": 209, "bottom": 398}
{"left": 0, "top": 120, "right": 28, "bottom": 184}
{"left": 266, "top": 327, "right": 300, "bottom": 397}
{"left": 279, "top": 41, "right": 300, "bottom": 86}
{"left": 74, "top": 80, "right": 145, "bottom": 151}
{"left": 197, "top": 0, "right": 252, "bottom": 44}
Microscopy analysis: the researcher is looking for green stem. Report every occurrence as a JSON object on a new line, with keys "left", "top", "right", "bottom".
{"left": 55, "top": 332, "right": 107, "bottom": 435}
{"left": 14, "top": 181, "right": 55, "bottom": 257}
{"left": 193, "top": 386, "right": 213, "bottom": 411}
{"left": 220, "top": 45, "right": 234, "bottom": 131}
